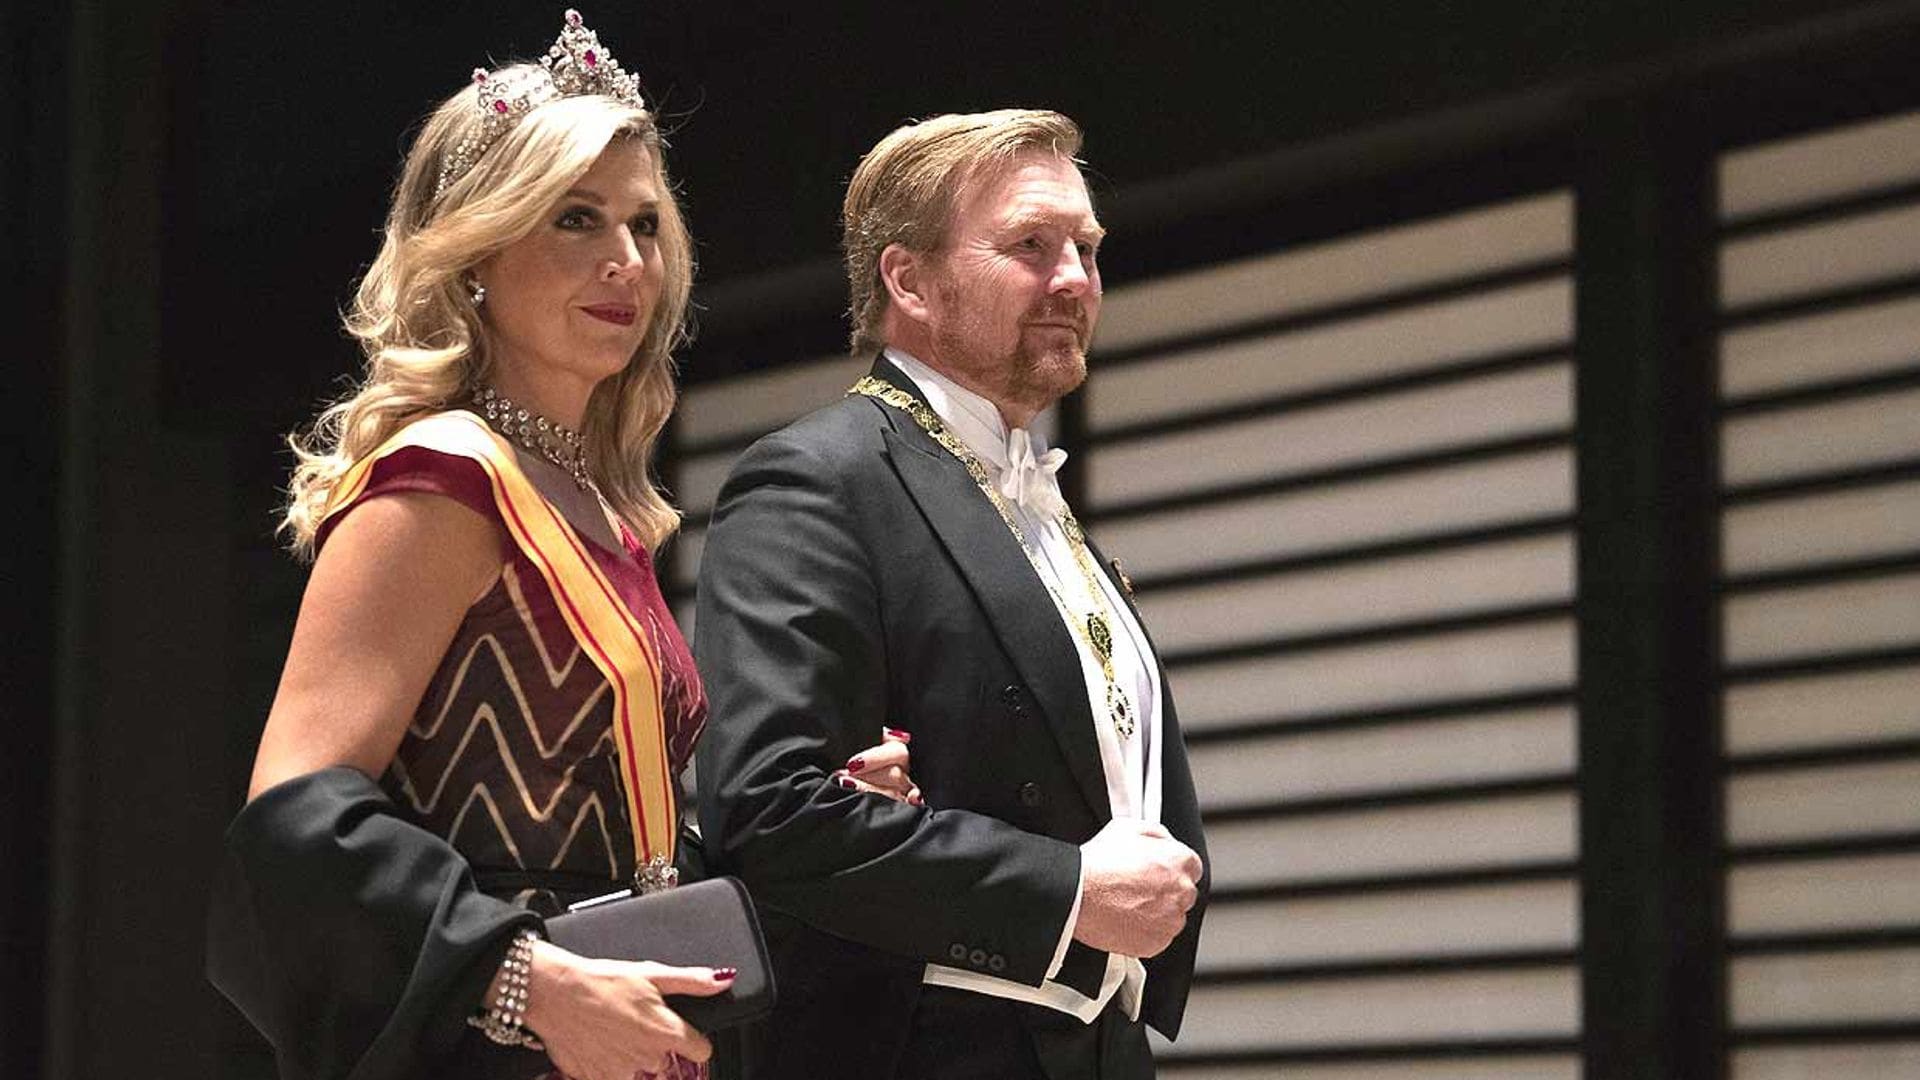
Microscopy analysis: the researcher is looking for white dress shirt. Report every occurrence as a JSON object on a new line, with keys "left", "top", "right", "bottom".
{"left": 887, "top": 348, "right": 1165, "bottom": 1023}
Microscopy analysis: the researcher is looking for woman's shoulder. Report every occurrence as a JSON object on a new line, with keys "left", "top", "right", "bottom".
{"left": 315, "top": 416, "right": 509, "bottom": 556}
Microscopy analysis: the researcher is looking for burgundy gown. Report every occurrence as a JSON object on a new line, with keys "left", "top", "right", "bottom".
{"left": 321, "top": 444, "right": 709, "bottom": 1079}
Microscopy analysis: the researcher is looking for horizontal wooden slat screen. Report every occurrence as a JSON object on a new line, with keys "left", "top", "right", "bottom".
{"left": 1731, "top": 1045, "right": 1920, "bottom": 1080}
{"left": 1723, "top": 480, "right": 1920, "bottom": 575}
{"left": 1721, "top": 295, "right": 1920, "bottom": 399}
{"left": 675, "top": 353, "right": 869, "bottom": 449}
{"left": 1072, "top": 189, "right": 1585, "bottom": 1072}
{"left": 1719, "top": 112, "right": 1920, "bottom": 219}
{"left": 1721, "top": 388, "right": 1920, "bottom": 490}
{"left": 1095, "top": 450, "right": 1575, "bottom": 581}
{"left": 1092, "top": 194, "right": 1572, "bottom": 354}
{"left": 1089, "top": 363, "right": 1572, "bottom": 507}
{"left": 1725, "top": 667, "right": 1920, "bottom": 754}
{"left": 1720, "top": 203, "right": 1920, "bottom": 310}
{"left": 1206, "top": 792, "right": 1580, "bottom": 890}
{"left": 1729, "top": 949, "right": 1920, "bottom": 1026}
{"left": 1190, "top": 706, "right": 1576, "bottom": 811}
{"left": 1090, "top": 280, "right": 1572, "bottom": 432}
{"left": 1718, "top": 105, "right": 1920, "bottom": 1078}
{"left": 1162, "top": 1061, "right": 1581, "bottom": 1080}
{"left": 1729, "top": 854, "right": 1920, "bottom": 933}
{"left": 1170, "top": 968, "right": 1581, "bottom": 1053}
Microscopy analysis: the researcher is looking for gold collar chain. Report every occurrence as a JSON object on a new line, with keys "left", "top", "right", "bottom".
{"left": 850, "top": 377, "right": 1136, "bottom": 739}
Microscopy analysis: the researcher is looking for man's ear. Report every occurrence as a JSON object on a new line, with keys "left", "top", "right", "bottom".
{"left": 878, "top": 243, "right": 932, "bottom": 323}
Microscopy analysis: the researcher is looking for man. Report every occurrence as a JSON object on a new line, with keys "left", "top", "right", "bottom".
{"left": 695, "top": 109, "right": 1207, "bottom": 1080}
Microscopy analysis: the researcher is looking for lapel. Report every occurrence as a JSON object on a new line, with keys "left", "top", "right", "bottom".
{"left": 866, "top": 357, "right": 1113, "bottom": 819}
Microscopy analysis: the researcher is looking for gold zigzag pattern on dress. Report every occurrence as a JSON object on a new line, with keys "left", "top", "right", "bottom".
{"left": 447, "top": 781, "right": 529, "bottom": 866}
{"left": 550, "top": 788, "right": 620, "bottom": 872}
{"left": 393, "top": 703, "right": 616, "bottom": 822}
{"left": 409, "top": 563, "right": 596, "bottom": 748}
{"left": 406, "top": 631, "right": 609, "bottom": 753}
{"left": 447, "top": 780, "right": 621, "bottom": 872}
{"left": 391, "top": 642, "right": 611, "bottom": 818}
{"left": 501, "top": 561, "right": 586, "bottom": 686}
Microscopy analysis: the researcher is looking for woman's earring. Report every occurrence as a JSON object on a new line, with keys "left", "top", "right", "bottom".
{"left": 468, "top": 278, "right": 487, "bottom": 306}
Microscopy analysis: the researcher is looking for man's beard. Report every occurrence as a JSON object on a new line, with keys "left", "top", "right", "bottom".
{"left": 1005, "top": 330, "right": 1088, "bottom": 408}
{"left": 931, "top": 289, "right": 1090, "bottom": 415}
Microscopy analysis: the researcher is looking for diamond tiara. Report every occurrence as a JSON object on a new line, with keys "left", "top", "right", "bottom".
{"left": 434, "top": 9, "right": 647, "bottom": 198}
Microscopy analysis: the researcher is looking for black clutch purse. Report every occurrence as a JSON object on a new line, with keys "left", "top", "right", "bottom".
{"left": 459, "top": 875, "right": 774, "bottom": 1079}
{"left": 544, "top": 875, "right": 775, "bottom": 1032}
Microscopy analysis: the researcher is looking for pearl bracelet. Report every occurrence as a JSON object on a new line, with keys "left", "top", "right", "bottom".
{"left": 469, "top": 927, "right": 544, "bottom": 1050}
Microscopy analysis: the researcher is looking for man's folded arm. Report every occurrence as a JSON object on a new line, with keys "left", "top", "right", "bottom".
{"left": 694, "top": 430, "right": 1081, "bottom": 985}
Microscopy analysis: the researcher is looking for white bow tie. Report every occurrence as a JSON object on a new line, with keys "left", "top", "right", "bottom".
{"left": 998, "top": 428, "right": 1067, "bottom": 518}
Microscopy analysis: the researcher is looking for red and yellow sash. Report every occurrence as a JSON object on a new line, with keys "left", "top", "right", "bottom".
{"left": 322, "top": 410, "right": 676, "bottom": 866}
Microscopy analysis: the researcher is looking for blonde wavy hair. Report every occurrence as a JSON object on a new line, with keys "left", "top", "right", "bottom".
{"left": 282, "top": 67, "right": 694, "bottom": 559}
{"left": 842, "top": 109, "right": 1083, "bottom": 356}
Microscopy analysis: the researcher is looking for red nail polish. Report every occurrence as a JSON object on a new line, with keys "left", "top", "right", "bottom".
{"left": 836, "top": 774, "right": 857, "bottom": 790}
{"left": 846, "top": 756, "right": 866, "bottom": 773}
{"left": 714, "top": 967, "right": 738, "bottom": 981}
{"left": 885, "top": 727, "right": 913, "bottom": 744}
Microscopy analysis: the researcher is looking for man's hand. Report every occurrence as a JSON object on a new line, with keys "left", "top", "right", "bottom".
{"left": 1072, "top": 818, "right": 1202, "bottom": 958}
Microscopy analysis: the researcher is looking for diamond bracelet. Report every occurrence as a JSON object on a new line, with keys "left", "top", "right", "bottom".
{"left": 469, "top": 927, "right": 544, "bottom": 1049}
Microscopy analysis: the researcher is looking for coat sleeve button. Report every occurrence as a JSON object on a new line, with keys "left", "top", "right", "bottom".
{"left": 988, "top": 954, "right": 1007, "bottom": 973}
{"left": 950, "top": 943, "right": 968, "bottom": 961}
{"left": 969, "top": 948, "right": 988, "bottom": 967}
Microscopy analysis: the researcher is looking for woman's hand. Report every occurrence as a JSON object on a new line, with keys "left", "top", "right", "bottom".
{"left": 519, "top": 940, "right": 733, "bottom": 1080}
{"left": 831, "top": 727, "right": 922, "bottom": 805}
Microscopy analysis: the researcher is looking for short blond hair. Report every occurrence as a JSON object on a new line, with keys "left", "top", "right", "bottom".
{"left": 841, "top": 109, "right": 1083, "bottom": 356}
{"left": 282, "top": 67, "right": 695, "bottom": 558}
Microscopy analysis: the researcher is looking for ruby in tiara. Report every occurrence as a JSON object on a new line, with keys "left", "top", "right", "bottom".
{"left": 433, "top": 8, "right": 648, "bottom": 198}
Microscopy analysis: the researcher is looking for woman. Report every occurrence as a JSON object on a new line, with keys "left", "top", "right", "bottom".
{"left": 207, "top": 11, "right": 914, "bottom": 1080}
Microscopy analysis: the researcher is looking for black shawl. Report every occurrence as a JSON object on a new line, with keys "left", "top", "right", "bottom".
{"left": 206, "top": 767, "right": 540, "bottom": 1080}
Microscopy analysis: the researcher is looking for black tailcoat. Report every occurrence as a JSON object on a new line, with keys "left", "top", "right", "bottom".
{"left": 694, "top": 357, "right": 1208, "bottom": 1080}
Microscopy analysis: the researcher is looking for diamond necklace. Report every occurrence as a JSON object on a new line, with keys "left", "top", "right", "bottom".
{"left": 474, "top": 386, "right": 596, "bottom": 492}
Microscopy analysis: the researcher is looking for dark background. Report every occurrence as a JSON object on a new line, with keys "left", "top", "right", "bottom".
{"left": 10, "top": 1, "right": 1920, "bottom": 1076}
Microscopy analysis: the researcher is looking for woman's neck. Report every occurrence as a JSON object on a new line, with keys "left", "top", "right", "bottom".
{"left": 484, "top": 363, "right": 595, "bottom": 431}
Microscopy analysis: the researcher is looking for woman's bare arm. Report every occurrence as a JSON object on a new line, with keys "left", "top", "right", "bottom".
{"left": 248, "top": 492, "right": 504, "bottom": 800}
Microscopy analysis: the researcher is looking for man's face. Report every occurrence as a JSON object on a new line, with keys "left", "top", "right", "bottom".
{"left": 920, "top": 150, "right": 1104, "bottom": 418}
